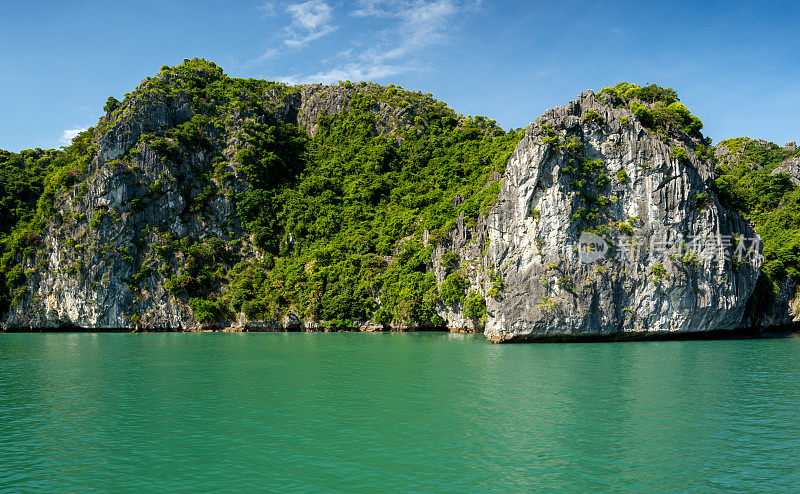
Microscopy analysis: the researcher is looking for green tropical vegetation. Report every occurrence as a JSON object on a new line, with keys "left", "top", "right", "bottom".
{"left": 714, "top": 137, "right": 800, "bottom": 316}
{"left": 0, "top": 59, "right": 521, "bottom": 327}
{"left": 0, "top": 131, "right": 96, "bottom": 311}
{"left": 600, "top": 82, "right": 704, "bottom": 137}
{"left": 0, "top": 64, "right": 797, "bottom": 329}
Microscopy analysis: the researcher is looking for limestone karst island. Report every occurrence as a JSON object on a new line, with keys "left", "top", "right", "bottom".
{"left": 3, "top": 1, "right": 800, "bottom": 488}
{"left": 0, "top": 60, "right": 797, "bottom": 342}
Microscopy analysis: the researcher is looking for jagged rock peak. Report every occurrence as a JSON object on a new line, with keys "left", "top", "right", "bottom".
{"left": 478, "top": 90, "right": 761, "bottom": 341}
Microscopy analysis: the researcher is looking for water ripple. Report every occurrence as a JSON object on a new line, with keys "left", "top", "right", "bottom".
{"left": 1, "top": 333, "right": 799, "bottom": 492}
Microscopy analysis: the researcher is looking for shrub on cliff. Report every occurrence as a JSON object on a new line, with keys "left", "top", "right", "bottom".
{"left": 714, "top": 138, "right": 800, "bottom": 315}
{"left": 601, "top": 82, "right": 703, "bottom": 136}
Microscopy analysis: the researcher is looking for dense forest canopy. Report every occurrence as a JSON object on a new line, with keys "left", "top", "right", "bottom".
{"left": 0, "top": 59, "right": 522, "bottom": 327}
{"left": 0, "top": 63, "right": 796, "bottom": 328}
{"left": 713, "top": 137, "right": 800, "bottom": 316}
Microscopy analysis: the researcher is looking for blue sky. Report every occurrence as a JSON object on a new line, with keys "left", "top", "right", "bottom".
{"left": 1, "top": 0, "right": 798, "bottom": 151}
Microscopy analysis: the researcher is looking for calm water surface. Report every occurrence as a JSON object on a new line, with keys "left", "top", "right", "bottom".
{"left": 1, "top": 333, "right": 799, "bottom": 492}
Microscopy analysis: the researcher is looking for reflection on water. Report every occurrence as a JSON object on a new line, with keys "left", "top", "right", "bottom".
{"left": 1, "top": 333, "right": 799, "bottom": 492}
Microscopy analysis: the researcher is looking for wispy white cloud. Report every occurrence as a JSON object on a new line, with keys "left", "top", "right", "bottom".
{"left": 279, "top": 63, "right": 407, "bottom": 85}
{"left": 287, "top": 0, "right": 476, "bottom": 83}
{"left": 351, "top": 0, "right": 394, "bottom": 17}
{"left": 252, "top": 0, "right": 337, "bottom": 62}
{"left": 257, "top": 1, "right": 277, "bottom": 17}
{"left": 254, "top": 0, "right": 478, "bottom": 82}
{"left": 60, "top": 128, "right": 87, "bottom": 146}
{"left": 373, "top": 0, "right": 459, "bottom": 61}
{"left": 284, "top": 0, "right": 337, "bottom": 48}
{"left": 254, "top": 47, "right": 282, "bottom": 63}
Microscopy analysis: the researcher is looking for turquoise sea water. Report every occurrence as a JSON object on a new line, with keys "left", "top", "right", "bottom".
{"left": 1, "top": 332, "right": 799, "bottom": 492}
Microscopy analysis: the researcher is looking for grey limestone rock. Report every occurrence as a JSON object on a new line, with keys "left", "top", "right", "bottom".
{"left": 474, "top": 91, "right": 761, "bottom": 341}
{"left": 771, "top": 156, "right": 800, "bottom": 186}
{"left": 2, "top": 84, "right": 767, "bottom": 340}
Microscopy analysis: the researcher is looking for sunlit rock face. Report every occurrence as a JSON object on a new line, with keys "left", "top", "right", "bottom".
{"left": 2, "top": 80, "right": 763, "bottom": 339}
{"left": 479, "top": 91, "right": 761, "bottom": 342}
{"left": 4, "top": 79, "right": 426, "bottom": 330}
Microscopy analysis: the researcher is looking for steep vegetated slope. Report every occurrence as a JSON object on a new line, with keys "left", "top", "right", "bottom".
{"left": 0, "top": 62, "right": 792, "bottom": 339}
{"left": 1, "top": 59, "right": 520, "bottom": 330}
{"left": 714, "top": 138, "right": 800, "bottom": 326}
{"left": 0, "top": 147, "right": 91, "bottom": 311}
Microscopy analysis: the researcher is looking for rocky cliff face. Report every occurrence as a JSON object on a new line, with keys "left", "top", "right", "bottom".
{"left": 282, "top": 83, "right": 428, "bottom": 138}
{"left": 0, "top": 63, "right": 772, "bottom": 340}
{"left": 6, "top": 97, "right": 230, "bottom": 329}
{"left": 772, "top": 157, "right": 800, "bottom": 186}
{"left": 739, "top": 277, "right": 800, "bottom": 328}
{"left": 4, "top": 73, "right": 429, "bottom": 330}
{"left": 474, "top": 91, "right": 761, "bottom": 341}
